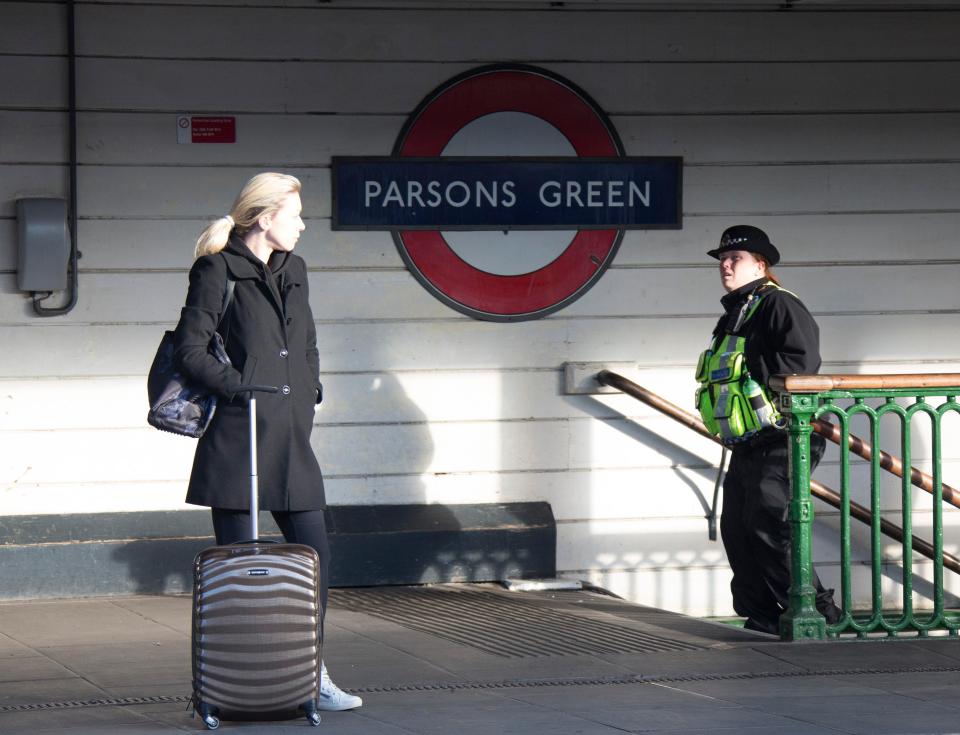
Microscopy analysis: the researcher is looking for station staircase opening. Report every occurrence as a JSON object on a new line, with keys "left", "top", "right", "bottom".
{"left": 596, "top": 369, "right": 960, "bottom": 640}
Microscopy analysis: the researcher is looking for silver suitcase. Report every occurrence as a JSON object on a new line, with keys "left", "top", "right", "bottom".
{"left": 191, "top": 386, "right": 322, "bottom": 729}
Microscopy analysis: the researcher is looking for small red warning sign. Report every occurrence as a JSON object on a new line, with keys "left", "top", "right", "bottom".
{"left": 191, "top": 116, "right": 236, "bottom": 143}
{"left": 176, "top": 115, "right": 236, "bottom": 144}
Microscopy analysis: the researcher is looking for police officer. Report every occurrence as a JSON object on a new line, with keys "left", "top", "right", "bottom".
{"left": 697, "top": 225, "right": 842, "bottom": 634}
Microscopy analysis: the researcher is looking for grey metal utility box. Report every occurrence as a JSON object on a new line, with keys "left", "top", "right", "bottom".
{"left": 17, "top": 198, "right": 70, "bottom": 292}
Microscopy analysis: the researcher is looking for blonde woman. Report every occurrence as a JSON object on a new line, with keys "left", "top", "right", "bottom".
{"left": 174, "top": 172, "right": 361, "bottom": 710}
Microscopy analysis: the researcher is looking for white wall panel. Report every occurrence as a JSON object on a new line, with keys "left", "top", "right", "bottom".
{"left": 0, "top": 480, "right": 198, "bottom": 516}
{"left": 58, "top": 161, "right": 960, "bottom": 220}
{"left": 0, "top": 3, "right": 64, "bottom": 55}
{"left": 5, "top": 263, "right": 955, "bottom": 327}
{"left": 6, "top": 213, "right": 960, "bottom": 274}
{"left": 574, "top": 562, "right": 960, "bottom": 618}
{"left": 63, "top": 59, "right": 960, "bottom": 114}
{"left": 74, "top": 112, "right": 401, "bottom": 166}
{"left": 566, "top": 264, "right": 960, "bottom": 318}
{"left": 0, "top": 111, "right": 69, "bottom": 164}
{"left": 0, "top": 57, "right": 67, "bottom": 109}
{"left": 0, "top": 459, "right": 726, "bottom": 519}
{"left": 617, "top": 113, "right": 960, "bottom": 163}
{"left": 7, "top": 410, "right": 960, "bottom": 500}
{"left": 0, "top": 166, "right": 68, "bottom": 216}
{"left": 0, "top": 370, "right": 584, "bottom": 430}
{"left": 6, "top": 370, "right": 960, "bottom": 467}
{"left": 75, "top": 166, "right": 331, "bottom": 218}
{"left": 76, "top": 59, "right": 467, "bottom": 114}
{"left": 572, "top": 565, "right": 737, "bottom": 618}
{"left": 10, "top": 111, "right": 960, "bottom": 167}
{"left": 5, "top": 2, "right": 960, "bottom": 614}
{"left": 684, "top": 162, "right": 960, "bottom": 215}
{"left": 72, "top": 6, "right": 960, "bottom": 62}
{"left": 0, "top": 219, "right": 403, "bottom": 272}
{"left": 0, "top": 419, "right": 713, "bottom": 500}
{"left": 320, "top": 465, "right": 726, "bottom": 519}
{"left": 558, "top": 519, "right": 908, "bottom": 584}
{"left": 612, "top": 213, "right": 960, "bottom": 266}
{"left": 1, "top": 313, "right": 955, "bottom": 379}
{"left": 10, "top": 364, "right": 960, "bottom": 432}
{"left": 1, "top": 427, "right": 198, "bottom": 487}
{"left": 577, "top": 60, "right": 960, "bottom": 115}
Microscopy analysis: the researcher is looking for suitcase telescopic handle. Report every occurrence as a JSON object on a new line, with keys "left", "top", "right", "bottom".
{"left": 236, "top": 385, "right": 278, "bottom": 540}
{"left": 228, "top": 538, "right": 279, "bottom": 546}
{"left": 236, "top": 384, "right": 280, "bottom": 397}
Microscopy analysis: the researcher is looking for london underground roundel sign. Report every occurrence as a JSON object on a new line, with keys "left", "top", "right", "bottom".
{"left": 331, "top": 65, "right": 682, "bottom": 321}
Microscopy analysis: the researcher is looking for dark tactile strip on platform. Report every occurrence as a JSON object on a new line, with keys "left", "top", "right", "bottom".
{"left": 329, "top": 585, "right": 704, "bottom": 658}
{"left": 10, "top": 663, "right": 960, "bottom": 714}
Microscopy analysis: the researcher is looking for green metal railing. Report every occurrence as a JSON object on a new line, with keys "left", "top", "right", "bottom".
{"left": 772, "top": 374, "right": 960, "bottom": 640}
{"left": 597, "top": 370, "right": 960, "bottom": 643}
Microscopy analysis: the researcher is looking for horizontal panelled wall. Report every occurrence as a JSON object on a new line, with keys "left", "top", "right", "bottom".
{"left": 2, "top": 1, "right": 960, "bottom": 612}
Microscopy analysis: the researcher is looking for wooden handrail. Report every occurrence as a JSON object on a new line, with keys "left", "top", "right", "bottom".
{"left": 811, "top": 419, "right": 960, "bottom": 509}
{"left": 767, "top": 371, "right": 960, "bottom": 508}
{"left": 595, "top": 370, "right": 960, "bottom": 576}
{"left": 770, "top": 373, "right": 960, "bottom": 393}
{"left": 809, "top": 479, "right": 959, "bottom": 576}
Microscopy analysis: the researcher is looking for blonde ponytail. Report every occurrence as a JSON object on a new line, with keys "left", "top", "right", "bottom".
{"left": 194, "top": 173, "right": 302, "bottom": 259}
{"left": 194, "top": 216, "right": 235, "bottom": 257}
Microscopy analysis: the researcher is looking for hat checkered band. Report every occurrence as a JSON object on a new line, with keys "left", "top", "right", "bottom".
{"left": 720, "top": 234, "right": 749, "bottom": 248}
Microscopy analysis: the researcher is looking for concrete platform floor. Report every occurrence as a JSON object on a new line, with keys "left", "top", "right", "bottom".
{"left": 2, "top": 584, "right": 960, "bottom": 734}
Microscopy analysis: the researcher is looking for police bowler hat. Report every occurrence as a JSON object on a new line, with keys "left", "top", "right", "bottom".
{"left": 707, "top": 225, "right": 780, "bottom": 266}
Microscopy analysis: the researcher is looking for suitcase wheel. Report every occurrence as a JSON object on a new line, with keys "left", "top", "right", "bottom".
{"left": 201, "top": 713, "right": 220, "bottom": 730}
{"left": 307, "top": 710, "right": 322, "bottom": 727}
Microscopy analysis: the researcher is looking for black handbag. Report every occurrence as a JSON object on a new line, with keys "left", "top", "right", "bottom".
{"left": 147, "top": 278, "right": 235, "bottom": 438}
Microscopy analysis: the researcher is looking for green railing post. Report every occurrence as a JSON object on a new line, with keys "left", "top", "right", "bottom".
{"left": 779, "top": 392, "right": 827, "bottom": 641}
{"left": 605, "top": 369, "right": 960, "bottom": 639}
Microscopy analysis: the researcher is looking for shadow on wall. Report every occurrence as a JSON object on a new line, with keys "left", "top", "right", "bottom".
{"left": 566, "top": 388, "right": 960, "bottom": 614}
{"left": 812, "top": 399, "right": 960, "bottom": 613}
{"left": 573, "top": 393, "right": 719, "bottom": 521}
{"left": 111, "top": 537, "right": 209, "bottom": 595}
{"left": 574, "top": 529, "right": 960, "bottom": 617}
{"left": 560, "top": 389, "right": 731, "bottom": 614}
{"left": 317, "top": 368, "right": 459, "bottom": 584}
{"left": 110, "top": 367, "right": 515, "bottom": 592}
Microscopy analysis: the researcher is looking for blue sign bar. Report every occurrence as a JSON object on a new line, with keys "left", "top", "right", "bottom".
{"left": 332, "top": 157, "right": 682, "bottom": 230}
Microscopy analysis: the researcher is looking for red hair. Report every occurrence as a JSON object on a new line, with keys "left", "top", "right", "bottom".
{"left": 757, "top": 256, "right": 781, "bottom": 286}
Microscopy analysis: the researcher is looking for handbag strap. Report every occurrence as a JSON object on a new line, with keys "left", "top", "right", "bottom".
{"left": 216, "top": 253, "right": 236, "bottom": 337}
{"left": 219, "top": 277, "right": 235, "bottom": 327}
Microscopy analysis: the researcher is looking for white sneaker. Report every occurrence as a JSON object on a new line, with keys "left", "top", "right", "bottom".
{"left": 318, "top": 663, "right": 363, "bottom": 711}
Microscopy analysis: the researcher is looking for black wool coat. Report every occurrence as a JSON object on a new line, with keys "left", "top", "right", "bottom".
{"left": 712, "top": 277, "right": 821, "bottom": 392}
{"left": 173, "top": 235, "right": 325, "bottom": 510}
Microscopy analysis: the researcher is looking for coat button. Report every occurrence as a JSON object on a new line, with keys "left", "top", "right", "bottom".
{"left": 281, "top": 385, "right": 291, "bottom": 395}
{"left": 279, "top": 349, "right": 288, "bottom": 358}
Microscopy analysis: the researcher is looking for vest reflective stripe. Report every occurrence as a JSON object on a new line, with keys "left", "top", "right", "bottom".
{"left": 715, "top": 385, "right": 741, "bottom": 441}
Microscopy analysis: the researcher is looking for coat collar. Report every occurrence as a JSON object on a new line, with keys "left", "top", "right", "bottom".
{"left": 720, "top": 277, "right": 770, "bottom": 312}
{"left": 220, "top": 235, "right": 301, "bottom": 323}
{"left": 221, "top": 234, "right": 296, "bottom": 281}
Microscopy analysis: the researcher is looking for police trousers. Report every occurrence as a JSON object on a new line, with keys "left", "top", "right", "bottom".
{"left": 720, "top": 434, "right": 841, "bottom": 628}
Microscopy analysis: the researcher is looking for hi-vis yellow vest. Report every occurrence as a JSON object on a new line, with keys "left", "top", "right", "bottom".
{"left": 695, "top": 284, "right": 786, "bottom": 446}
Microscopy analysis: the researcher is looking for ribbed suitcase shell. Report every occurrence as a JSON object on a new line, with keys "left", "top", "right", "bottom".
{"left": 192, "top": 542, "right": 322, "bottom": 720}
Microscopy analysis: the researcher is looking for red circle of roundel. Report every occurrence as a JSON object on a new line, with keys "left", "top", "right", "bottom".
{"left": 392, "top": 65, "right": 624, "bottom": 321}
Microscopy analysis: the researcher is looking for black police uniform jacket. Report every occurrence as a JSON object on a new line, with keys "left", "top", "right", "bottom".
{"left": 712, "top": 277, "right": 821, "bottom": 393}
{"left": 173, "top": 235, "right": 325, "bottom": 510}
